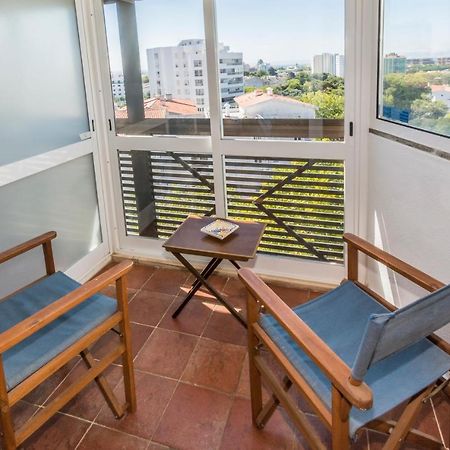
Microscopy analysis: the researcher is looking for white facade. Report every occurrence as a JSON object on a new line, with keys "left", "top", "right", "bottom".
{"left": 336, "top": 54, "right": 345, "bottom": 77}
{"left": 147, "top": 39, "right": 244, "bottom": 111}
{"left": 312, "top": 53, "right": 345, "bottom": 77}
{"left": 235, "top": 90, "right": 317, "bottom": 119}
{"left": 431, "top": 85, "right": 450, "bottom": 110}
{"left": 111, "top": 72, "right": 125, "bottom": 99}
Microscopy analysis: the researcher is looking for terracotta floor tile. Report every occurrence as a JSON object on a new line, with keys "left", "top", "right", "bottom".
{"left": 90, "top": 323, "right": 154, "bottom": 363}
{"left": 148, "top": 442, "right": 175, "bottom": 450}
{"left": 266, "top": 283, "right": 310, "bottom": 308}
{"left": 432, "top": 392, "right": 450, "bottom": 448}
{"left": 0, "top": 401, "right": 39, "bottom": 433}
{"left": 135, "top": 328, "right": 198, "bottom": 379}
{"left": 203, "top": 305, "right": 247, "bottom": 346}
{"left": 96, "top": 371, "right": 177, "bottom": 440}
{"left": 309, "top": 289, "right": 328, "bottom": 300}
{"left": 183, "top": 273, "right": 229, "bottom": 298}
{"left": 100, "top": 285, "right": 137, "bottom": 302}
{"left": 126, "top": 264, "right": 157, "bottom": 290}
{"left": 43, "top": 362, "right": 123, "bottom": 421}
{"left": 78, "top": 424, "right": 149, "bottom": 450}
{"left": 182, "top": 338, "right": 246, "bottom": 394}
{"left": 129, "top": 290, "right": 175, "bottom": 326}
{"left": 236, "top": 353, "right": 250, "bottom": 398}
{"left": 220, "top": 397, "right": 298, "bottom": 450}
{"left": 142, "top": 268, "right": 190, "bottom": 294}
{"left": 158, "top": 295, "right": 215, "bottom": 336}
{"left": 23, "top": 357, "right": 80, "bottom": 406}
{"left": 21, "top": 413, "right": 90, "bottom": 449}
{"left": 153, "top": 383, "right": 233, "bottom": 450}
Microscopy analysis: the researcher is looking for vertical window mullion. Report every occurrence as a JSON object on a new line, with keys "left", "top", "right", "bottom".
{"left": 204, "top": 0, "right": 226, "bottom": 216}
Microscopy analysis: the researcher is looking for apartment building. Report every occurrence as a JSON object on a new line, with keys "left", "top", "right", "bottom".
{"left": 312, "top": 53, "right": 345, "bottom": 76}
{"left": 147, "top": 39, "right": 244, "bottom": 112}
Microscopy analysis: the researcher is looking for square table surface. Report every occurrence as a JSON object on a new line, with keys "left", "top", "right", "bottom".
{"left": 163, "top": 216, "right": 266, "bottom": 261}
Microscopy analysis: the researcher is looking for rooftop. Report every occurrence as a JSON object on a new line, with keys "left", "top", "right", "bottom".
{"left": 235, "top": 90, "right": 317, "bottom": 109}
{"left": 115, "top": 97, "right": 200, "bottom": 120}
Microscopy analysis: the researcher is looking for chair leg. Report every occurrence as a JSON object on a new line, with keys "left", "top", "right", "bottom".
{"left": 0, "top": 358, "right": 16, "bottom": 450}
{"left": 383, "top": 386, "right": 434, "bottom": 450}
{"left": 247, "top": 294, "right": 263, "bottom": 427}
{"left": 257, "top": 376, "right": 293, "bottom": 428}
{"left": 116, "top": 276, "right": 137, "bottom": 413}
{"left": 80, "top": 350, "right": 124, "bottom": 418}
{"left": 331, "top": 385, "right": 351, "bottom": 450}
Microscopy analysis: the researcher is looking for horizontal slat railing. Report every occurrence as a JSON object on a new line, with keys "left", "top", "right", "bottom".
{"left": 118, "top": 151, "right": 345, "bottom": 262}
{"left": 116, "top": 118, "right": 345, "bottom": 139}
{"left": 225, "top": 156, "right": 345, "bottom": 262}
{"left": 118, "top": 151, "right": 215, "bottom": 237}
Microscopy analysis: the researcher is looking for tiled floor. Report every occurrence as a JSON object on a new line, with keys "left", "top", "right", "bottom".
{"left": 9, "top": 262, "right": 450, "bottom": 449}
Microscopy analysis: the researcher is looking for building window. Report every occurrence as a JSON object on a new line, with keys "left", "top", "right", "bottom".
{"left": 378, "top": 0, "right": 450, "bottom": 137}
{"left": 195, "top": 79, "right": 203, "bottom": 86}
{"left": 196, "top": 89, "right": 204, "bottom": 96}
{"left": 194, "top": 70, "right": 203, "bottom": 77}
{"left": 194, "top": 60, "right": 202, "bottom": 67}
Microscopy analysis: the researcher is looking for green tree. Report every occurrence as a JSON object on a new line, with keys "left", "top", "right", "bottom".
{"left": 383, "top": 73, "right": 430, "bottom": 110}
{"left": 301, "top": 91, "right": 344, "bottom": 119}
{"left": 411, "top": 97, "right": 448, "bottom": 120}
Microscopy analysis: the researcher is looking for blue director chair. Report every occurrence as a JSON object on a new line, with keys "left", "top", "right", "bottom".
{"left": 239, "top": 233, "right": 450, "bottom": 449}
{"left": 0, "top": 232, "right": 136, "bottom": 449}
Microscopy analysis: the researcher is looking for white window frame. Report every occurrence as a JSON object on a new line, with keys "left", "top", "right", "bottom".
{"left": 91, "top": 0, "right": 362, "bottom": 287}
{"left": 368, "top": 0, "right": 450, "bottom": 156}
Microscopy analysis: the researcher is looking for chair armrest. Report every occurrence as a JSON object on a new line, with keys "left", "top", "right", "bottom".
{"left": 0, "top": 231, "right": 57, "bottom": 275}
{"left": 0, "top": 231, "right": 57, "bottom": 264}
{"left": 238, "top": 268, "right": 373, "bottom": 410}
{"left": 0, "top": 260, "right": 133, "bottom": 354}
{"left": 343, "top": 233, "right": 444, "bottom": 292}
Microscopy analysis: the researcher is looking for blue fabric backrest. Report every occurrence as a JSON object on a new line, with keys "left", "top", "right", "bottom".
{"left": 352, "top": 283, "right": 450, "bottom": 381}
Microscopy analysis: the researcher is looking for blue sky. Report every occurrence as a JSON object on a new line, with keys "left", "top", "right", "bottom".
{"left": 105, "top": 0, "right": 450, "bottom": 72}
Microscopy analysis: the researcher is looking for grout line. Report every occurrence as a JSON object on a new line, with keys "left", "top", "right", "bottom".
{"left": 430, "top": 398, "right": 449, "bottom": 449}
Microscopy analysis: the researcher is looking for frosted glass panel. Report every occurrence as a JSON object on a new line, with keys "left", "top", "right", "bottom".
{"left": 0, "top": 155, "right": 102, "bottom": 298}
{"left": 0, "top": 0, "right": 90, "bottom": 166}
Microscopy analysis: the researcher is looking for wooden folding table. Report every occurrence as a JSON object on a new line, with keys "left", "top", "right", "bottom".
{"left": 163, "top": 216, "right": 266, "bottom": 328}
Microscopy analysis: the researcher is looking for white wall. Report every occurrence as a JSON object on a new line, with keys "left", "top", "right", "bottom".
{"left": 366, "top": 133, "right": 450, "bottom": 339}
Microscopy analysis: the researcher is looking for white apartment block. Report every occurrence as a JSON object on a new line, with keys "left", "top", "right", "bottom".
{"left": 147, "top": 39, "right": 244, "bottom": 112}
{"left": 111, "top": 72, "right": 126, "bottom": 100}
{"left": 312, "top": 53, "right": 345, "bottom": 77}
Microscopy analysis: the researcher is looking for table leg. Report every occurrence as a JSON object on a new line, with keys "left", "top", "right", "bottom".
{"left": 172, "top": 253, "right": 247, "bottom": 328}
{"left": 172, "top": 257, "right": 222, "bottom": 318}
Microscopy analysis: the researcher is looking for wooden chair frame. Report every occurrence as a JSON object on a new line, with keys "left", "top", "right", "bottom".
{"left": 0, "top": 232, "right": 136, "bottom": 450}
{"left": 239, "top": 233, "right": 450, "bottom": 450}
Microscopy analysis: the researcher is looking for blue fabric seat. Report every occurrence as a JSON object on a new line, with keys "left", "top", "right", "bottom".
{"left": 260, "top": 281, "right": 450, "bottom": 437}
{"left": 0, "top": 271, "right": 117, "bottom": 391}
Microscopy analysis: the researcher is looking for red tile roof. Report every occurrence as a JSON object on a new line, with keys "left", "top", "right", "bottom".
{"left": 431, "top": 84, "right": 450, "bottom": 93}
{"left": 235, "top": 90, "right": 316, "bottom": 109}
{"left": 115, "top": 97, "right": 199, "bottom": 119}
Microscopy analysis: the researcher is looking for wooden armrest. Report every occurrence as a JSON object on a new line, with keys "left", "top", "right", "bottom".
{"left": 238, "top": 268, "right": 373, "bottom": 410}
{"left": 343, "top": 234, "right": 444, "bottom": 292}
{"left": 0, "top": 260, "right": 133, "bottom": 354}
{"left": 0, "top": 232, "right": 57, "bottom": 266}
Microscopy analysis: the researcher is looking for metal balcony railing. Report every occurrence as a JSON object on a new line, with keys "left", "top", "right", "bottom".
{"left": 119, "top": 151, "right": 345, "bottom": 263}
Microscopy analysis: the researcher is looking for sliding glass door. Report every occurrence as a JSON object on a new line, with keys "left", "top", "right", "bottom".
{"left": 0, "top": 0, "right": 109, "bottom": 296}
{"left": 97, "top": 0, "right": 358, "bottom": 284}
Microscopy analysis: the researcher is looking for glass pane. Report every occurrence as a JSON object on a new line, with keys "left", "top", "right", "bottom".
{"left": 0, "top": 155, "right": 102, "bottom": 298}
{"left": 118, "top": 151, "right": 215, "bottom": 237}
{"left": 103, "top": 0, "right": 210, "bottom": 137}
{"left": 0, "top": 0, "right": 90, "bottom": 166}
{"left": 216, "top": 0, "right": 345, "bottom": 140}
{"left": 225, "top": 156, "right": 345, "bottom": 262}
{"left": 378, "top": 0, "right": 450, "bottom": 137}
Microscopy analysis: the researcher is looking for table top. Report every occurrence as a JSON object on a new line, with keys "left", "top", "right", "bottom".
{"left": 163, "top": 216, "right": 266, "bottom": 261}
